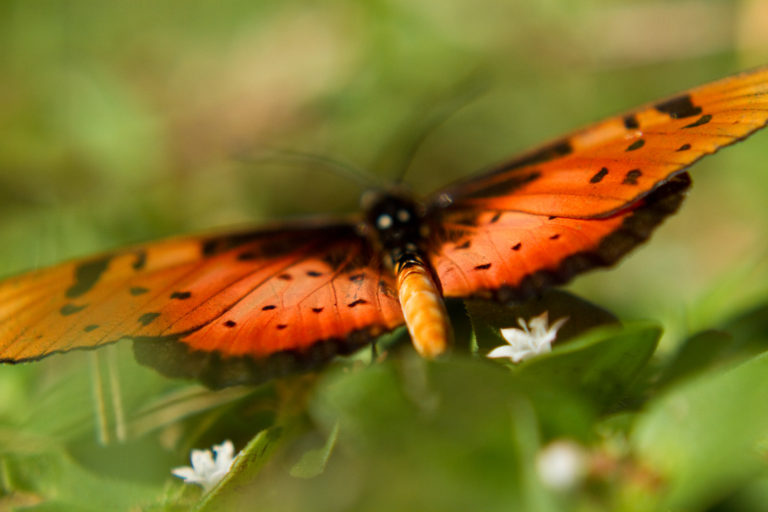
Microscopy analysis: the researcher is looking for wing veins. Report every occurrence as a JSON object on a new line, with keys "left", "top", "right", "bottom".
{"left": 161, "top": 238, "right": 334, "bottom": 336}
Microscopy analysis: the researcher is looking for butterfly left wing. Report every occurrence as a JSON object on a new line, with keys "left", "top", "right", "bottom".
{"left": 437, "top": 66, "right": 768, "bottom": 219}
{"left": 0, "top": 220, "right": 403, "bottom": 387}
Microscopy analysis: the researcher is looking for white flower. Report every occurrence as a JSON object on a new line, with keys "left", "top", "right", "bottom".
{"left": 487, "top": 311, "right": 567, "bottom": 362}
{"left": 172, "top": 440, "right": 236, "bottom": 493}
{"left": 535, "top": 440, "right": 588, "bottom": 490}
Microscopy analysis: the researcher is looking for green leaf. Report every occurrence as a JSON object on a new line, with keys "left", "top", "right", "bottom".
{"left": 514, "top": 323, "right": 662, "bottom": 412}
{"left": 289, "top": 421, "right": 339, "bottom": 479}
{"left": 633, "top": 351, "right": 768, "bottom": 511}
{"left": 656, "top": 329, "right": 732, "bottom": 389}
{"left": 297, "top": 357, "right": 595, "bottom": 511}
{"left": 1, "top": 449, "right": 160, "bottom": 512}
{"left": 720, "top": 300, "right": 768, "bottom": 358}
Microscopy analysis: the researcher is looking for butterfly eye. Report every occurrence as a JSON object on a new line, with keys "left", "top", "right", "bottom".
{"left": 377, "top": 214, "right": 394, "bottom": 229}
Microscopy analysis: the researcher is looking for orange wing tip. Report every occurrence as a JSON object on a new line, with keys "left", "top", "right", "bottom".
{"left": 132, "top": 325, "right": 393, "bottom": 389}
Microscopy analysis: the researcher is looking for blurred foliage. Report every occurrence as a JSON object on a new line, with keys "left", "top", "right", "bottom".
{"left": 2, "top": 0, "right": 768, "bottom": 510}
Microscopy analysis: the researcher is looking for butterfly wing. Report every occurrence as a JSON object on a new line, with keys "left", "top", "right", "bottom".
{"left": 428, "top": 67, "right": 768, "bottom": 300}
{"left": 437, "top": 67, "right": 768, "bottom": 218}
{"left": 0, "top": 220, "right": 403, "bottom": 387}
{"left": 429, "top": 173, "right": 689, "bottom": 300}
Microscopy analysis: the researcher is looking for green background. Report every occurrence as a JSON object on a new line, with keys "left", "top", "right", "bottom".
{"left": 1, "top": 0, "right": 768, "bottom": 510}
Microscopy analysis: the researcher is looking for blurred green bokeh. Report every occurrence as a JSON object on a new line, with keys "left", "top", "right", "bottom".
{"left": 2, "top": 0, "right": 768, "bottom": 510}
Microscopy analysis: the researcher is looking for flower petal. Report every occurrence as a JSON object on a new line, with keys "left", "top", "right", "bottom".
{"left": 487, "top": 345, "right": 519, "bottom": 359}
{"left": 488, "top": 312, "right": 568, "bottom": 363}
{"left": 173, "top": 440, "right": 237, "bottom": 493}
{"left": 191, "top": 449, "right": 216, "bottom": 475}
{"left": 171, "top": 467, "right": 199, "bottom": 481}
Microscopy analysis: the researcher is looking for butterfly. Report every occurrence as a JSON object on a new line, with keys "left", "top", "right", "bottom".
{"left": 1, "top": 68, "right": 767, "bottom": 388}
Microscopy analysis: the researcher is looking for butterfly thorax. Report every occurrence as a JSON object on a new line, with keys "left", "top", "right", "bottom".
{"left": 362, "top": 190, "right": 452, "bottom": 358}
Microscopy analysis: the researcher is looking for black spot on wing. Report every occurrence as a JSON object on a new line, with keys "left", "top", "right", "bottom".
{"left": 489, "top": 212, "right": 502, "bottom": 224}
{"left": 224, "top": 320, "right": 237, "bottom": 327}
{"left": 683, "top": 114, "right": 712, "bottom": 129}
{"left": 676, "top": 143, "right": 691, "bottom": 152}
{"left": 622, "top": 169, "right": 643, "bottom": 185}
{"left": 277, "top": 324, "right": 288, "bottom": 330}
{"left": 237, "top": 251, "right": 259, "bottom": 261}
{"left": 130, "top": 286, "right": 149, "bottom": 296}
{"left": 60, "top": 303, "right": 87, "bottom": 316}
{"left": 347, "top": 299, "right": 368, "bottom": 307}
{"left": 201, "top": 239, "right": 219, "bottom": 257}
{"left": 626, "top": 139, "right": 645, "bottom": 152}
{"left": 278, "top": 274, "right": 292, "bottom": 281}
{"left": 655, "top": 95, "right": 702, "bottom": 119}
{"left": 138, "top": 312, "right": 161, "bottom": 326}
{"left": 590, "top": 167, "right": 608, "bottom": 184}
{"left": 307, "top": 270, "right": 323, "bottom": 277}
{"left": 66, "top": 257, "right": 111, "bottom": 298}
{"left": 623, "top": 114, "right": 639, "bottom": 129}
{"left": 171, "top": 291, "right": 192, "bottom": 300}
{"left": 474, "top": 263, "right": 492, "bottom": 270}
{"left": 312, "top": 307, "right": 324, "bottom": 313}
{"left": 84, "top": 324, "right": 99, "bottom": 332}
{"left": 549, "top": 234, "right": 560, "bottom": 240}
{"left": 512, "top": 243, "right": 522, "bottom": 251}
{"left": 456, "top": 240, "right": 471, "bottom": 250}
{"left": 261, "top": 305, "right": 276, "bottom": 311}
{"left": 349, "top": 273, "right": 365, "bottom": 282}
{"left": 132, "top": 251, "right": 147, "bottom": 271}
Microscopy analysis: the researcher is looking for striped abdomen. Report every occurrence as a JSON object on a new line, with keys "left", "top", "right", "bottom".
{"left": 395, "top": 256, "right": 452, "bottom": 358}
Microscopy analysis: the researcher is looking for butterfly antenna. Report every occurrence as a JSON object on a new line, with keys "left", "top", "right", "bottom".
{"left": 236, "top": 148, "right": 383, "bottom": 190}
{"left": 374, "top": 75, "right": 489, "bottom": 186}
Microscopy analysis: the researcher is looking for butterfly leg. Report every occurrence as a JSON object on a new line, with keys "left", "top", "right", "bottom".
{"left": 395, "top": 255, "right": 453, "bottom": 358}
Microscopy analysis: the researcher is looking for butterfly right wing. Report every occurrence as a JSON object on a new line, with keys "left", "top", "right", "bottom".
{"left": 428, "top": 173, "right": 690, "bottom": 302}
{"left": 0, "top": 220, "right": 403, "bottom": 386}
{"left": 426, "top": 67, "right": 768, "bottom": 302}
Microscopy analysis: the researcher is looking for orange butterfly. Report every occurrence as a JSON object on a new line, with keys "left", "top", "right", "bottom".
{"left": 2, "top": 68, "right": 768, "bottom": 388}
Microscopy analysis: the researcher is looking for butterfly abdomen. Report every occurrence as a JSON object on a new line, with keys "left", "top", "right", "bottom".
{"left": 395, "top": 254, "right": 452, "bottom": 358}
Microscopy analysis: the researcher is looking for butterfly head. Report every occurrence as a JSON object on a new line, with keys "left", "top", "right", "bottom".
{"left": 361, "top": 189, "right": 429, "bottom": 267}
